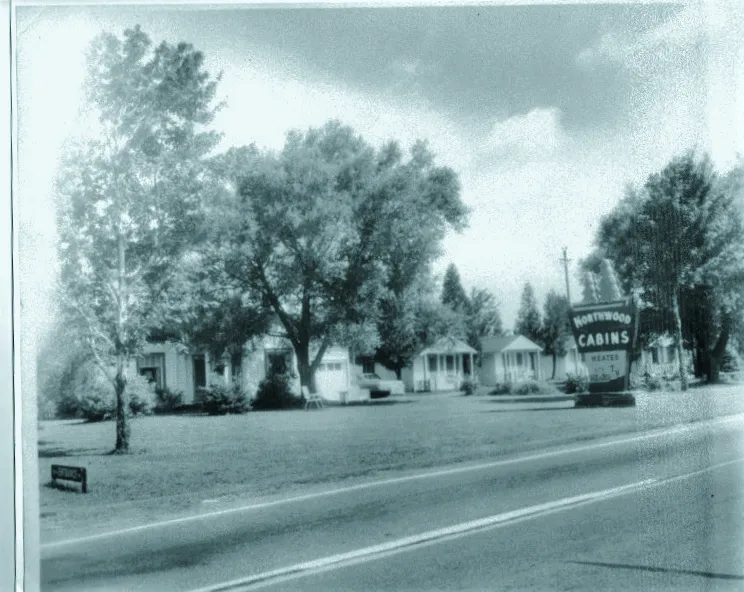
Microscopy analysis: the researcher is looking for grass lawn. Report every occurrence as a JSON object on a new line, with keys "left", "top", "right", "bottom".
{"left": 38, "top": 384, "right": 744, "bottom": 538}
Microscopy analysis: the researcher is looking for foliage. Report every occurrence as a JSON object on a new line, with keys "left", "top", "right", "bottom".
{"left": 205, "top": 121, "right": 468, "bottom": 393}
{"left": 201, "top": 383, "right": 249, "bottom": 415}
{"left": 55, "top": 26, "right": 223, "bottom": 452}
{"left": 515, "top": 282, "right": 542, "bottom": 344}
{"left": 489, "top": 380, "right": 557, "bottom": 396}
{"left": 489, "top": 383, "right": 511, "bottom": 395}
{"left": 580, "top": 270, "right": 601, "bottom": 304}
{"left": 564, "top": 373, "right": 589, "bottom": 394}
{"left": 154, "top": 387, "right": 184, "bottom": 413}
{"left": 252, "top": 374, "right": 303, "bottom": 411}
{"left": 465, "top": 286, "right": 503, "bottom": 353}
{"left": 460, "top": 377, "right": 478, "bottom": 396}
{"left": 64, "top": 367, "right": 156, "bottom": 422}
{"left": 585, "top": 152, "right": 744, "bottom": 385}
{"left": 441, "top": 263, "right": 469, "bottom": 312}
{"left": 541, "top": 290, "right": 570, "bottom": 379}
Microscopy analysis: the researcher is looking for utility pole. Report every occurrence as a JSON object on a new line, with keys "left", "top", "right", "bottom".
{"left": 560, "top": 247, "right": 572, "bottom": 304}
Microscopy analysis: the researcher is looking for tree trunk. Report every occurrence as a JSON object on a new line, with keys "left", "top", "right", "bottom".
{"left": 551, "top": 354, "right": 557, "bottom": 380}
{"left": 672, "top": 290, "right": 688, "bottom": 391}
{"left": 114, "top": 230, "right": 130, "bottom": 452}
{"left": 295, "top": 344, "right": 315, "bottom": 395}
{"left": 113, "top": 360, "right": 130, "bottom": 453}
{"left": 707, "top": 316, "right": 731, "bottom": 384}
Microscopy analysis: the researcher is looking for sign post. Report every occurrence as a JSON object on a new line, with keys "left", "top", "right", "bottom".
{"left": 568, "top": 296, "right": 639, "bottom": 407}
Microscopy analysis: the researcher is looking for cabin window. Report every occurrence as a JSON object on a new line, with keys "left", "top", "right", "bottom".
{"left": 516, "top": 352, "right": 523, "bottom": 366}
{"left": 428, "top": 355, "right": 438, "bottom": 372}
{"left": 446, "top": 355, "right": 455, "bottom": 372}
{"left": 651, "top": 348, "right": 659, "bottom": 364}
{"left": 137, "top": 353, "right": 165, "bottom": 390}
{"left": 362, "top": 358, "right": 376, "bottom": 374}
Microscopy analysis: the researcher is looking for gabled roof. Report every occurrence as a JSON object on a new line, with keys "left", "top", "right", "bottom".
{"left": 481, "top": 334, "right": 542, "bottom": 354}
{"left": 418, "top": 336, "right": 478, "bottom": 356}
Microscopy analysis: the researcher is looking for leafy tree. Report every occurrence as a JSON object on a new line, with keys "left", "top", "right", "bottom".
{"left": 515, "top": 282, "right": 542, "bottom": 344}
{"left": 580, "top": 270, "right": 600, "bottom": 304}
{"left": 587, "top": 152, "right": 744, "bottom": 386}
{"left": 206, "top": 121, "right": 467, "bottom": 392}
{"left": 55, "top": 26, "right": 222, "bottom": 452}
{"left": 542, "top": 290, "right": 570, "bottom": 379}
{"left": 465, "top": 287, "right": 503, "bottom": 353}
{"left": 441, "top": 263, "right": 469, "bottom": 312}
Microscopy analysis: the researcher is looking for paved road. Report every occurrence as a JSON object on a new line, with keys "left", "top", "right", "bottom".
{"left": 41, "top": 415, "right": 744, "bottom": 591}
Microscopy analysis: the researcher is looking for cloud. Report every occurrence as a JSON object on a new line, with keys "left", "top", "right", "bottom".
{"left": 213, "top": 55, "right": 473, "bottom": 174}
{"left": 575, "top": 3, "right": 705, "bottom": 73}
{"left": 481, "top": 107, "right": 566, "bottom": 162}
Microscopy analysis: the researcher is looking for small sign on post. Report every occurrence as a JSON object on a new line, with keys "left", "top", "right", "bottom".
{"left": 51, "top": 464, "right": 87, "bottom": 493}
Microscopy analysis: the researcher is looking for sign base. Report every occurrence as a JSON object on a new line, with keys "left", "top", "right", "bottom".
{"left": 574, "top": 391, "right": 636, "bottom": 408}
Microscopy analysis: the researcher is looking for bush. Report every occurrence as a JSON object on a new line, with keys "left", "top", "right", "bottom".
{"left": 489, "top": 383, "right": 511, "bottom": 395}
{"left": 252, "top": 374, "right": 303, "bottom": 411}
{"left": 154, "top": 387, "right": 184, "bottom": 413}
{"left": 489, "top": 380, "right": 557, "bottom": 396}
{"left": 65, "top": 368, "right": 156, "bottom": 422}
{"left": 564, "top": 373, "right": 589, "bottom": 394}
{"left": 460, "top": 378, "right": 478, "bottom": 396}
{"left": 201, "top": 383, "right": 249, "bottom": 415}
{"left": 721, "top": 347, "right": 742, "bottom": 373}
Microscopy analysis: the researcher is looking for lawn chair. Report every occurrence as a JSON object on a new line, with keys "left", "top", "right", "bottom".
{"left": 302, "top": 386, "right": 324, "bottom": 410}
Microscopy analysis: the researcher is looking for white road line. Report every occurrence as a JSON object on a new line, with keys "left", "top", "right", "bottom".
{"left": 190, "top": 456, "right": 744, "bottom": 592}
{"left": 188, "top": 479, "right": 661, "bottom": 592}
{"left": 40, "top": 413, "right": 744, "bottom": 550}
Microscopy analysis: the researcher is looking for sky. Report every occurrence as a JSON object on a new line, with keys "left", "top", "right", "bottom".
{"left": 14, "top": 0, "right": 744, "bottom": 342}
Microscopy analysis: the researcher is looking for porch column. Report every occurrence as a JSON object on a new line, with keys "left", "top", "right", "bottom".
{"left": 223, "top": 356, "right": 232, "bottom": 386}
{"left": 536, "top": 351, "right": 541, "bottom": 381}
{"left": 439, "top": 354, "right": 443, "bottom": 390}
{"left": 470, "top": 353, "right": 474, "bottom": 378}
{"left": 422, "top": 355, "right": 427, "bottom": 392}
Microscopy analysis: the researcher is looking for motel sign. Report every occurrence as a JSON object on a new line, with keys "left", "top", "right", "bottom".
{"left": 568, "top": 297, "right": 639, "bottom": 394}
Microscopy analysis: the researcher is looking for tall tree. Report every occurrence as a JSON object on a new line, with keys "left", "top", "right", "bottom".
{"left": 515, "top": 282, "right": 542, "bottom": 344}
{"left": 542, "top": 289, "right": 570, "bottom": 379}
{"left": 56, "top": 26, "right": 222, "bottom": 452}
{"left": 441, "top": 263, "right": 469, "bottom": 312}
{"left": 587, "top": 152, "right": 744, "bottom": 386}
{"left": 465, "top": 287, "right": 503, "bottom": 353}
{"left": 207, "top": 121, "right": 467, "bottom": 393}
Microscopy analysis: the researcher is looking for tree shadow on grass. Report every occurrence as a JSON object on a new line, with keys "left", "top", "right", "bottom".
{"left": 485, "top": 396, "right": 575, "bottom": 404}
{"left": 38, "top": 447, "right": 110, "bottom": 458}
{"left": 484, "top": 407, "right": 576, "bottom": 413}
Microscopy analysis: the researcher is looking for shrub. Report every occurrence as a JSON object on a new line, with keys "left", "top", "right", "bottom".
{"left": 460, "top": 378, "right": 478, "bottom": 396}
{"left": 252, "top": 374, "right": 303, "bottom": 410}
{"left": 564, "top": 373, "right": 589, "bottom": 394}
{"left": 642, "top": 372, "right": 664, "bottom": 392}
{"left": 154, "top": 386, "right": 184, "bottom": 413}
{"left": 201, "top": 383, "right": 249, "bottom": 415}
{"left": 721, "top": 347, "right": 742, "bottom": 373}
{"left": 489, "top": 381, "right": 557, "bottom": 396}
{"left": 489, "top": 383, "right": 510, "bottom": 395}
{"left": 66, "top": 368, "right": 156, "bottom": 422}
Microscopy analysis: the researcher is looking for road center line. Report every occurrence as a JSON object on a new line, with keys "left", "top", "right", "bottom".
{"left": 41, "top": 413, "right": 744, "bottom": 550}
{"left": 191, "top": 456, "right": 744, "bottom": 592}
